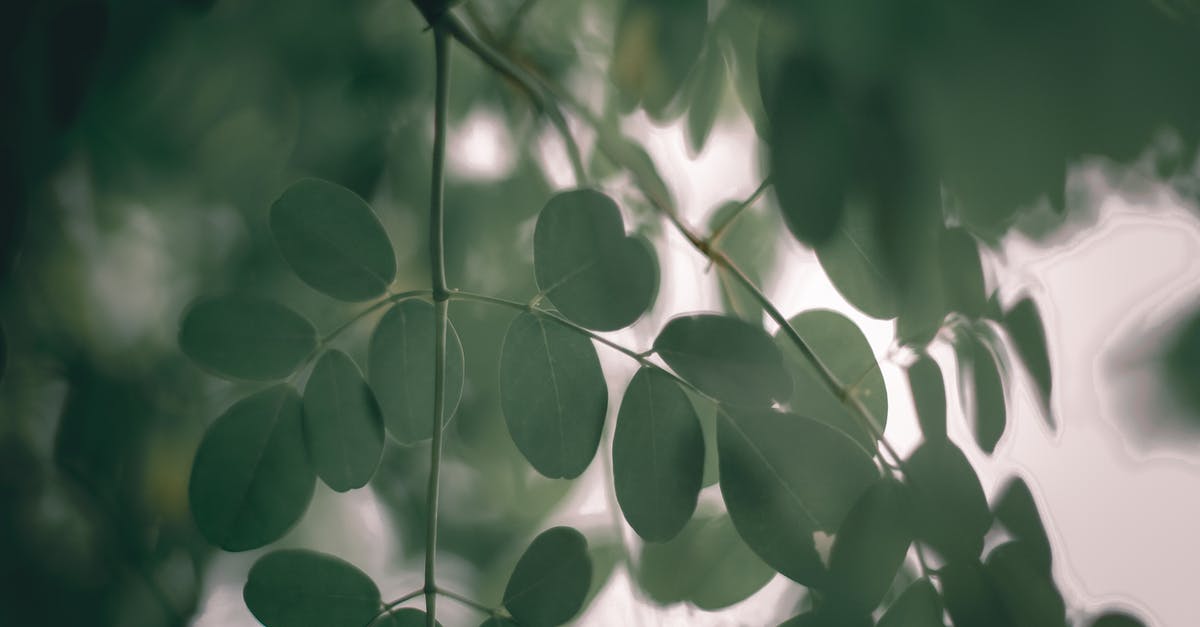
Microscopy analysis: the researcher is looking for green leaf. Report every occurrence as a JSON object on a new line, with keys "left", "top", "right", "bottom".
{"left": 940, "top": 228, "right": 989, "bottom": 319}
{"left": 685, "top": 40, "right": 726, "bottom": 155}
{"left": 379, "top": 609, "right": 442, "bottom": 627}
{"left": 243, "top": 549, "right": 380, "bottom": 627}
{"left": 302, "top": 350, "right": 384, "bottom": 492}
{"left": 907, "top": 355, "right": 947, "bottom": 443}
{"left": 775, "top": 309, "right": 886, "bottom": 447}
{"left": 940, "top": 561, "right": 1009, "bottom": 627}
{"left": 1090, "top": 613, "right": 1146, "bottom": 627}
{"left": 993, "top": 477, "right": 1052, "bottom": 573}
{"left": 610, "top": 0, "right": 708, "bottom": 119}
{"left": 687, "top": 390, "right": 720, "bottom": 487}
{"left": 613, "top": 367, "right": 704, "bottom": 542}
{"left": 985, "top": 541, "right": 1067, "bottom": 627}
{"left": 189, "top": 386, "right": 314, "bottom": 551}
{"left": 636, "top": 510, "right": 774, "bottom": 610}
{"left": 1003, "top": 297, "right": 1054, "bottom": 421}
{"left": 768, "top": 54, "right": 851, "bottom": 246}
{"left": 499, "top": 312, "right": 607, "bottom": 479}
{"left": 503, "top": 526, "right": 592, "bottom": 627}
{"left": 877, "top": 579, "right": 946, "bottom": 627}
{"left": 827, "top": 479, "right": 913, "bottom": 612}
{"left": 778, "top": 610, "right": 873, "bottom": 627}
{"left": 961, "top": 331, "right": 1007, "bottom": 454}
{"left": 654, "top": 314, "right": 791, "bottom": 407}
{"left": 534, "top": 189, "right": 659, "bottom": 331}
{"left": 815, "top": 204, "right": 898, "bottom": 319}
{"left": 905, "top": 441, "right": 991, "bottom": 562}
{"left": 718, "top": 408, "right": 878, "bottom": 585}
{"left": 269, "top": 178, "right": 396, "bottom": 301}
{"left": 708, "top": 199, "right": 779, "bottom": 322}
{"left": 367, "top": 300, "right": 465, "bottom": 444}
{"left": 0, "top": 321, "right": 6, "bottom": 383}
{"left": 479, "top": 619, "right": 519, "bottom": 627}
{"left": 179, "top": 296, "right": 317, "bottom": 381}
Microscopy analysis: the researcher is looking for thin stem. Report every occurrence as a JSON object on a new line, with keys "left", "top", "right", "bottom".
{"left": 436, "top": 587, "right": 502, "bottom": 617}
{"left": 365, "top": 588, "right": 426, "bottom": 627}
{"left": 708, "top": 176, "right": 772, "bottom": 244}
{"left": 424, "top": 22, "right": 452, "bottom": 627}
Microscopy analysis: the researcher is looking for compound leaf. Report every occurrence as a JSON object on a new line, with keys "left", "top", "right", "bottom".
{"left": 500, "top": 312, "right": 607, "bottom": 479}
{"left": 302, "top": 350, "right": 384, "bottom": 492}
{"left": 189, "top": 385, "right": 314, "bottom": 551}
{"left": 613, "top": 367, "right": 704, "bottom": 542}
{"left": 179, "top": 296, "right": 316, "bottom": 381}
{"left": 368, "top": 300, "right": 465, "bottom": 444}
{"left": 270, "top": 178, "right": 396, "bottom": 301}
{"left": 243, "top": 549, "right": 380, "bottom": 627}
{"left": 503, "top": 527, "right": 592, "bottom": 627}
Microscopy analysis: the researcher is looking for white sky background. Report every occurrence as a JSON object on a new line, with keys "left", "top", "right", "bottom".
{"left": 191, "top": 83, "right": 1200, "bottom": 627}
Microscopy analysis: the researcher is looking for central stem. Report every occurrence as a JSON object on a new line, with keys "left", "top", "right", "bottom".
{"left": 424, "top": 22, "right": 451, "bottom": 627}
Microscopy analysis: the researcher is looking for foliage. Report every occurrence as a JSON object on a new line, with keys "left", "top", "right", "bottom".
{"left": 3, "top": 0, "right": 1200, "bottom": 626}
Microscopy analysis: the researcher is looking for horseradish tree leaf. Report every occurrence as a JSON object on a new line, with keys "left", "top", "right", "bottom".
{"left": 503, "top": 527, "right": 592, "bottom": 627}
{"left": 243, "top": 549, "right": 380, "bottom": 627}
{"left": 179, "top": 296, "right": 316, "bottom": 381}
{"left": 302, "top": 350, "right": 384, "bottom": 492}
{"left": 654, "top": 314, "right": 791, "bottom": 407}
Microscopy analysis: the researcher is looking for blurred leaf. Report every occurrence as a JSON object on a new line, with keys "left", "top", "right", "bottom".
{"left": 179, "top": 296, "right": 317, "bottom": 381}
{"left": 827, "top": 479, "right": 913, "bottom": 612}
{"left": 985, "top": 541, "right": 1066, "bottom": 627}
{"left": 503, "top": 527, "right": 592, "bottom": 627}
{"left": 778, "top": 609, "right": 872, "bottom": 627}
{"left": 189, "top": 385, "right": 314, "bottom": 551}
{"left": 775, "top": 308, "right": 886, "bottom": 448}
{"left": 613, "top": 367, "right": 704, "bottom": 542}
{"left": 1166, "top": 309, "right": 1200, "bottom": 419}
{"left": 940, "top": 228, "right": 989, "bottom": 319}
{"left": 636, "top": 509, "right": 774, "bottom": 610}
{"left": 302, "top": 350, "right": 384, "bottom": 492}
{"left": 499, "top": 312, "right": 607, "bottom": 479}
{"left": 269, "top": 178, "right": 396, "bottom": 302}
{"left": 718, "top": 407, "right": 878, "bottom": 585}
{"left": 1090, "top": 613, "right": 1147, "bottom": 627}
{"left": 582, "top": 537, "right": 621, "bottom": 610}
{"left": 654, "top": 314, "right": 791, "bottom": 407}
{"left": 1003, "top": 297, "right": 1055, "bottom": 423}
{"left": 709, "top": 198, "right": 779, "bottom": 322}
{"left": 243, "top": 549, "right": 380, "bottom": 627}
{"left": 960, "top": 331, "right": 1007, "bottom": 454}
{"left": 767, "top": 54, "right": 851, "bottom": 246}
{"left": 815, "top": 204, "right": 897, "bottom": 319}
{"left": 907, "top": 355, "right": 947, "bottom": 443}
{"left": 877, "top": 578, "right": 946, "bottom": 627}
{"left": 593, "top": 132, "right": 674, "bottom": 211}
{"left": 993, "top": 478, "right": 1052, "bottom": 574}
{"left": 534, "top": 189, "right": 658, "bottom": 331}
{"left": 685, "top": 39, "right": 726, "bottom": 154}
{"left": 611, "top": 0, "right": 708, "bottom": 120}
{"left": 368, "top": 300, "right": 465, "bottom": 444}
{"left": 47, "top": 2, "right": 108, "bottom": 127}
{"left": 0, "top": 321, "right": 6, "bottom": 382}
{"left": 479, "top": 619, "right": 518, "bottom": 627}
{"left": 380, "top": 608, "right": 441, "bottom": 626}
{"left": 940, "top": 560, "right": 1008, "bottom": 627}
{"left": 905, "top": 441, "right": 990, "bottom": 562}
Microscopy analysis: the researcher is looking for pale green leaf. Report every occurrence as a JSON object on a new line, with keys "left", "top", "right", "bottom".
{"left": 685, "top": 40, "right": 726, "bottom": 155}
{"left": 302, "top": 350, "right": 384, "bottom": 492}
{"left": 877, "top": 579, "right": 946, "bottom": 627}
{"left": 189, "top": 386, "right": 314, "bottom": 551}
{"left": 613, "top": 367, "right": 704, "bottom": 542}
{"left": 815, "top": 204, "right": 897, "bottom": 319}
{"left": 270, "top": 178, "right": 396, "bottom": 301}
{"left": 827, "top": 479, "right": 913, "bottom": 612}
{"left": 367, "top": 300, "right": 465, "bottom": 444}
{"left": 243, "top": 549, "right": 380, "bottom": 627}
{"left": 179, "top": 296, "right": 316, "bottom": 381}
{"left": 905, "top": 441, "right": 991, "bottom": 562}
{"left": 907, "top": 355, "right": 946, "bottom": 443}
{"left": 499, "top": 312, "right": 607, "bottom": 479}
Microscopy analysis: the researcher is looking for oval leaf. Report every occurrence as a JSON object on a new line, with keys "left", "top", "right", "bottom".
{"left": 994, "top": 477, "right": 1053, "bottom": 573}
{"left": 654, "top": 314, "right": 791, "bottom": 407}
{"left": 685, "top": 40, "right": 726, "bottom": 154}
{"left": 179, "top": 296, "right": 317, "bottom": 381}
{"left": 380, "top": 609, "right": 442, "bottom": 627}
{"left": 189, "top": 386, "right": 315, "bottom": 550}
{"left": 270, "top": 178, "right": 396, "bottom": 301}
{"left": 504, "top": 526, "right": 592, "bottom": 627}
{"left": 302, "top": 350, "right": 384, "bottom": 492}
{"left": 718, "top": 408, "right": 878, "bottom": 585}
{"left": 499, "top": 312, "right": 607, "bottom": 479}
{"left": 1091, "top": 613, "right": 1146, "bottom": 627}
{"left": 815, "top": 204, "right": 897, "bottom": 319}
{"left": 940, "top": 228, "right": 989, "bottom": 319}
{"left": 985, "top": 541, "right": 1067, "bottom": 627}
{"left": 1003, "top": 296, "right": 1054, "bottom": 422}
{"left": 243, "top": 549, "right": 380, "bottom": 627}
{"left": 636, "top": 510, "right": 775, "bottom": 610}
{"left": 907, "top": 355, "right": 947, "bottom": 443}
{"left": 613, "top": 367, "right": 704, "bottom": 542}
{"left": 534, "top": 189, "right": 659, "bottom": 331}
{"left": 961, "top": 331, "right": 1007, "bottom": 454}
{"left": 775, "top": 309, "right": 887, "bottom": 447}
{"left": 940, "top": 561, "right": 1009, "bottom": 627}
{"left": 368, "top": 300, "right": 465, "bottom": 444}
{"left": 877, "top": 579, "right": 946, "bottom": 627}
{"left": 828, "top": 479, "right": 913, "bottom": 612}
{"left": 905, "top": 441, "right": 991, "bottom": 562}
